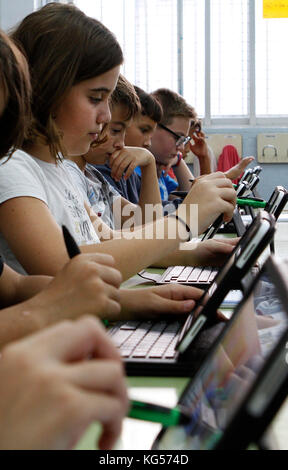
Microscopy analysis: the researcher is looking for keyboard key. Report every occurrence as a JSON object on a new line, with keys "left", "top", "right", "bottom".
{"left": 198, "top": 268, "right": 212, "bottom": 282}
{"left": 110, "top": 329, "right": 134, "bottom": 348}
{"left": 208, "top": 269, "right": 218, "bottom": 282}
{"left": 177, "top": 267, "right": 193, "bottom": 282}
{"left": 131, "top": 322, "right": 167, "bottom": 358}
{"left": 120, "top": 321, "right": 141, "bottom": 330}
{"left": 148, "top": 322, "right": 182, "bottom": 358}
{"left": 165, "top": 266, "right": 185, "bottom": 281}
{"left": 187, "top": 267, "right": 202, "bottom": 282}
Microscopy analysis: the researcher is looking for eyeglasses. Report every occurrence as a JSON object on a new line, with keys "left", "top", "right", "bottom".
{"left": 158, "top": 123, "right": 191, "bottom": 148}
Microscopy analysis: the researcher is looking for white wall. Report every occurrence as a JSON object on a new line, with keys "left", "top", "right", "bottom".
{"left": 0, "top": 0, "right": 35, "bottom": 31}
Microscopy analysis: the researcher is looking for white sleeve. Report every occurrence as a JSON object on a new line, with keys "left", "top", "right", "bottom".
{"left": 0, "top": 150, "right": 49, "bottom": 206}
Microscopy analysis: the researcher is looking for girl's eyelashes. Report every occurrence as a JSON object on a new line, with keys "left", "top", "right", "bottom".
{"left": 89, "top": 92, "right": 109, "bottom": 105}
{"left": 89, "top": 96, "right": 102, "bottom": 105}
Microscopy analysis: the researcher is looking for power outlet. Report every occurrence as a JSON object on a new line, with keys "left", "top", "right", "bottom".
{"left": 258, "top": 134, "right": 288, "bottom": 163}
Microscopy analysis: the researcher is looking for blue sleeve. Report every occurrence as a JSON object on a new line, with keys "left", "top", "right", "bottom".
{"left": 162, "top": 173, "right": 178, "bottom": 194}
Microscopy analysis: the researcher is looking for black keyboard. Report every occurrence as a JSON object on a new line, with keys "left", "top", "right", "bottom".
{"left": 109, "top": 320, "right": 183, "bottom": 360}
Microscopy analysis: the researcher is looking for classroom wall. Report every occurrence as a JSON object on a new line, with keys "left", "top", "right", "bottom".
{"left": 203, "top": 127, "right": 288, "bottom": 201}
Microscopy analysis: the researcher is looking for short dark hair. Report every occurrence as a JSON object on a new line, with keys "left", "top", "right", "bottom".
{"left": 134, "top": 86, "right": 163, "bottom": 123}
{"left": 152, "top": 88, "right": 195, "bottom": 126}
{"left": 11, "top": 2, "right": 124, "bottom": 160}
{"left": 0, "top": 31, "right": 31, "bottom": 159}
{"left": 110, "top": 75, "right": 140, "bottom": 121}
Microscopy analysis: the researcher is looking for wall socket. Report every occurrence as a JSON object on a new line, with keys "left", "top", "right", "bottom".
{"left": 258, "top": 133, "right": 288, "bottom": 163}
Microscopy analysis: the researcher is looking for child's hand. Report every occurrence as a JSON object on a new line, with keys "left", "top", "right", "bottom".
{"left": 189, "top": 131, "right": 209, "bottom": 160}
{"left": 0, "top": 317, "right": 128, "bottom": 450}
{"left": 225, "top": 156, "right": 255, "bottom": 181}
{"left": 178, "top": 172, "right": 237, "bottom": 235}
{"left": 187, "top": 238, "right": 239, "bottom": 267}
{"left": 29, "top": 253, "right": 122, "bottom": 322}
{"left": 109, "top": 147, "right": 155, "bottom": 181}
{"left": 119, "top": 284, "right": 204, "bottom": 320}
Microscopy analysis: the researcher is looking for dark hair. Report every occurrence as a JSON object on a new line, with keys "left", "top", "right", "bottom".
{"left": 151, "top": 88, "right": 195, "bottom": 126}
{"left": 110, "top": 74, "right": 140, "bottom": 121}
{"left": 134, "top": 86, "right": 163, "bottom": 123}
{"left": 11, "top": 2, "right": 124, "bottom": 159}
{"left": 0, "top": 31, "right": 31, "bottom": 159}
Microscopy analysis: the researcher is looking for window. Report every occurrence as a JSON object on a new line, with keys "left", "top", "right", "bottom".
{"left": 74, "top": 0, "right": 288, "bottom": 126}
{"left": 255, "top": 0, "right": 288, "bottom": 116}
{"left": 210, "top": 0, "right": 249, "bottom": 118}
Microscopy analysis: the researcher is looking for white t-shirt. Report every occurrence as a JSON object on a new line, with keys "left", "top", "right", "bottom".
{"left": 64, "top": 160, "right": 121, "bottom": 229}
{"left": 0, "top": 149, "right": 99, "bottom": 274}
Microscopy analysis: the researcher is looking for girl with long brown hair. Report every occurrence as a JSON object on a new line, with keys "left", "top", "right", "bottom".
{"left": 0, "top": 3, "right": 236, "bottom": 283}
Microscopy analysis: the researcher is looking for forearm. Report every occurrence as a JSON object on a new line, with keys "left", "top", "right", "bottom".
{"left": 0, "top": 264, "right": 52, "bottom": 308}
{"left": 173, "top": 160, "right": 194, "bottom": 191}
{"left": 81, "top": 217, "right": 184, "bottom": 281}
{"left": 150, "top": 241, "right": 200, "bottom": 267}
{"left": 198, "top": 153, "right": 211, "bottom": 175}
{"left": 11, "top": 275, "right": 53, "bottom": 305}
{"left": 138, "top": 160, "right": 162, "bottom": 222}
{"left": 0, "top": 296, "right": 52, "bottom": 348}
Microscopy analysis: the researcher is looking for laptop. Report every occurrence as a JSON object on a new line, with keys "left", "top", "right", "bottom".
{"left": 154, "top": 205, "right": 260, "bottom": 288}
{"left": 238, "top": 166, "right": 262, "bottom": 185}
{"left": 159, "top": 185, "right": 287, "bottom": 287}
{"left": 108, "top": 212, "right": 276, "bottom": 376}
{"left": 266, "top": 185, "right": 288, "bottom": 220}
{"left": 152, "top": 255, "right": 288, "bottom": 450}
{"left": 241, "top": 185, "right": 288, "bottom": 236}
{"left": 238, "top": 167, "right": 254, "bottom": 184}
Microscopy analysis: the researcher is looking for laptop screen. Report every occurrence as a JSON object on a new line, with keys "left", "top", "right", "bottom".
{"left": 155, "top": 263, "right": 288, "bottom": 450}
{"left": 177, "top": 214, "right": 272, "bottom": 349}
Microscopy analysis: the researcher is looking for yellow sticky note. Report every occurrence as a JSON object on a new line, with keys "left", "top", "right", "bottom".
{"left": 263, "top": 0, "right": 288, "bottom": 18}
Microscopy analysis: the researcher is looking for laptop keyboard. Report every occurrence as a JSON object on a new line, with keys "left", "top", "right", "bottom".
{"left": 109, "top": 320, "right": 183, "bottom": 360}
{"left": 160, "top": 266, "right": 218, "bottom": 284}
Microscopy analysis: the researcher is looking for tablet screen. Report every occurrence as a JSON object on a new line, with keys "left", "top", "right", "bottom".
{"left": 155, "top": 266, "right": 288, "bottom": 450}
{"left": 177, "top": 214, "right": 264, "bottom": 348}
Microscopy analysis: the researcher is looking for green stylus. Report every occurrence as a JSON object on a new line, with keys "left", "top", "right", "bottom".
{"left": 237, "top": 198, "right": 267, "bottom": 208}
{"left": 128, "top": 400, "right": 191, "bottom": 427}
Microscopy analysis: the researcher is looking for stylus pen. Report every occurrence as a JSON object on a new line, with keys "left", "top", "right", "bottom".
{"left": 128, "top": 399, "right": 191, "bottom": 427}
{"left": 237, "top": 198, "right": 267, "bottom": 208}
{"left": 62, "top": 225, "right": 110, "bottom": 327}
{"left": 62, "top": 225, "right": 81, "bottom": 258}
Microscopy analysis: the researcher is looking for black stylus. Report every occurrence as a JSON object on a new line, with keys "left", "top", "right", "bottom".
{"left": 62, "top": 225, "right": 81, "bottom": 258}
{"left": 62, "top": 225, "right": 110, "bottom": 327}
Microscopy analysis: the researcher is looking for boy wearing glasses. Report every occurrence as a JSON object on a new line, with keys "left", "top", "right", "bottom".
{"left": 149, "top": 88, "right": 254, "bottom": 195}
{"left": 134, "top": 88, "right": 195, "bottom": 200}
